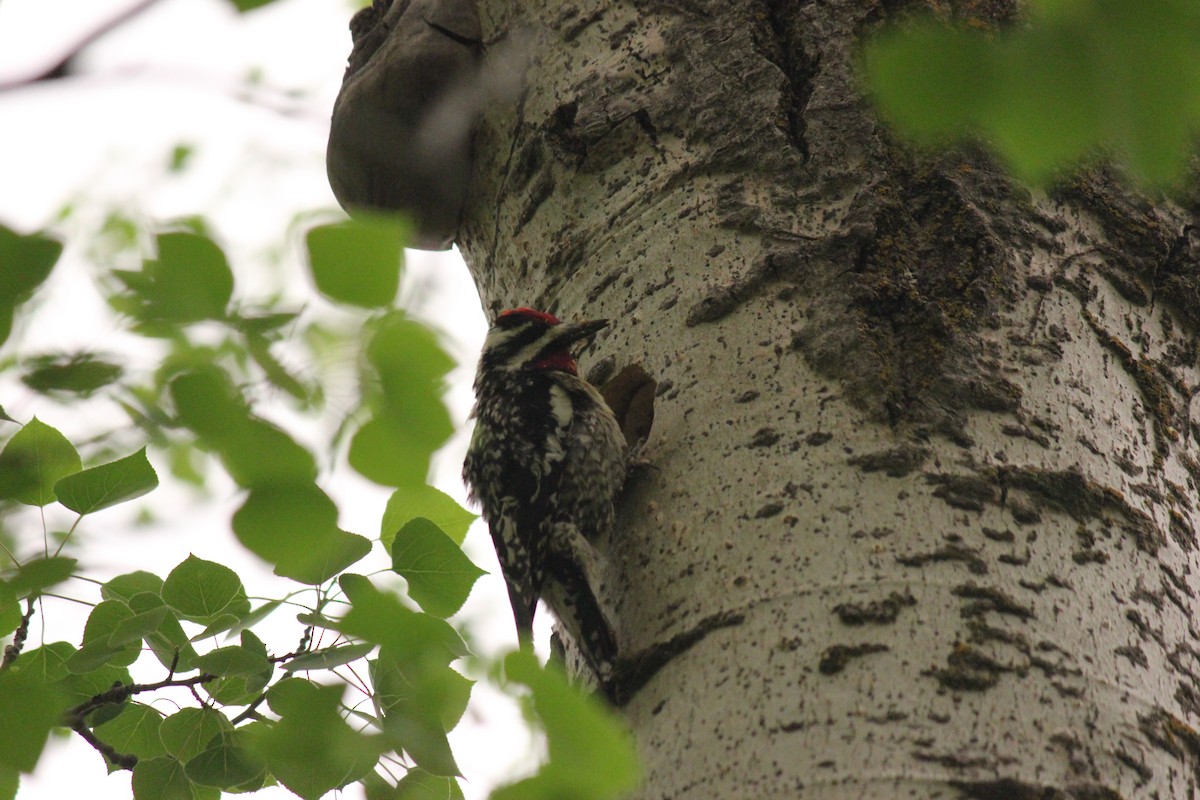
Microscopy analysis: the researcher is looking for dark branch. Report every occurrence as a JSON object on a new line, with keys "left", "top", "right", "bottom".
{"left": 1, "top": 598, "right": 36, "bottom": 670}
{"left": 0, "top": 0, "right": 169, "bottom": 92}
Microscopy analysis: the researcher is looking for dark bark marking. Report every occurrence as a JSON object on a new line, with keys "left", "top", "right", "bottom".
{"left": 818, "top": 642, "right": 889, "bottom": 675}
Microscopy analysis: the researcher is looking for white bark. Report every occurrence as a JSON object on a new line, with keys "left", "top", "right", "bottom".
{"left": 450, "top": 1, "right": 1200, "bottom": 797}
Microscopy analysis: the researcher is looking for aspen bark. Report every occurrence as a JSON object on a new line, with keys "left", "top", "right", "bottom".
{"left": 355, "top": 0, "right": 1200, "bottom": 796}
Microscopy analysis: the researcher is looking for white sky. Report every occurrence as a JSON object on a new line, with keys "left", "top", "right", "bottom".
{"left": 0, "top": 1, "right": 539, "bottom": 798}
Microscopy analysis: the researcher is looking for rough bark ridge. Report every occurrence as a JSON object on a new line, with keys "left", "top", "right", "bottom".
{"left": 455, "top": 1, "right": 1200, "bottom": 797}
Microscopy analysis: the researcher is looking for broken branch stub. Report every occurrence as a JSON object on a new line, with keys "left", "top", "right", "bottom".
{"left": 326, "top": 0, "right": 482, "bottom": 250}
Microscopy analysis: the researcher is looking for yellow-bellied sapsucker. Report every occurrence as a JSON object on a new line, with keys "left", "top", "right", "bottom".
{"left": 463, "top": 308, "right": 625, "bottom": 680}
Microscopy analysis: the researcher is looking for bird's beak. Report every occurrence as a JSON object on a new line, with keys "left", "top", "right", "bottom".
{"left": 556, "top": 318, "right": 609, "bottom": 352}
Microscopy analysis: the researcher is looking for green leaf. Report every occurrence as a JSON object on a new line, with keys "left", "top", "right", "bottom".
{"left": 193, "top": 645, "right": 271, "bottom": 677}
{"left": 865, "top": 3, "right": 1200, "bottom": 186}
{"left": 200, "top": 633, "right": 272, "bottom": 706}
{"left": 55, "top": 659, "right": 132, "bottom": 723}
{"left": 167, "top": 143, "right": 195, "bottom": 173}
{"left": 249, "top": 679, "right": 386, "bottom": 800}
{"left": 387, "top": 769, "right": 465, "bottom": 800}
{"left": 283, "top": 642, "right": 375, "bottom": 673}
{"left": 15, "top": 642, "right": 74, "bottom": 683}
{"left": 231, "top": 484, "right": 371, "bottom": 584}
{"left": 350, "top": 314, "right": 454, "bottom": 487}
{"left": 0, "top": 224, "right": 61, "bottom": 347}
{"left": 0, "top": 764, "right": 16, "bottom": 800}
{"left": 865, "top": 24, "right": 991, "bottom": 142}
{"left": 381, "top": 485, "right": 477, "bottom": 548}
{"left": 0, "top": 418, "right": 82, "bottom": 506}
{"left": 498, "top": 652, "right": 639, "bottom": 800}
{"left": 118, "top": 231, "right": 233, "bottom": 323}
{"left": 162, "top": 555, "right": 250, "bottom": 623}
{"left": 54, "top": 448, "right": 158, "bottom": 515}
{"left": 0, "top": 404, "right": 15, "bottom": 424}
{"left": 223, "top": 599, "right": 283, "bottom": 638}
{"left": 20, "top": 352, "right": 123, "bottom": 397}
{"left": 371, "top": 657, "right": 463, "bottom": 777}
{"left": 8, "top": 557, "right": 77, "bottom": 598}
{"left": 0, "top": 667, "right": 66, "bottom": 772}
{"left": 94, "top": 703, "right": 167, "bottom": 767}
{"left": 132, "top": 756, "right": 194, "bottom": 800}
{"left": 349, "top": 415, "right": 434, "bottom": 488}
{"left": 390, "top": 518, "right": 486, "bottom": 618}
{"left": 305, "top": 214, "right": 406, "bottom": 308}
{"left": 101, "top": 571, "right": 164, "bottom": 603}
{"left": 335, "top": 574, "right": 468, "bottom": 661}
{"left": 185, "top": 739, "right": 265, "bottom": 789}
{"left": 0, "top": 583, "right": 17, "bottom": 638}
{"left": 170, "top": 369, "right": 317, "bottom": 488}
{"left": 226, "top": 0, "right": 277, "bottom": 12}
{"left": 107, "top": 604, "right": 169, "bottom": 647}
{"left": 160, "top": 708, "right": 234, "bottom": 762}
{"left": 69, "top": 599, "right": 140, "bottom": 671}
{"left": 127, "top": 592, "right": 198, "bottom": 672}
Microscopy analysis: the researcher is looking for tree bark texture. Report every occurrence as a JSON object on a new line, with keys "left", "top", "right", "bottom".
{"left": 447, "top": 1, "right": 1200, "bottom": 797}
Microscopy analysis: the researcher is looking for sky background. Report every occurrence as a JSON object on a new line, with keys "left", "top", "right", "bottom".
{"left": 0, "top": 1, "right": 534, "bottom": 797}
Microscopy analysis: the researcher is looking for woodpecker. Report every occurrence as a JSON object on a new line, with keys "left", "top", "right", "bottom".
{"left": 463, "top": 308, "right": 626, "bottom": 680}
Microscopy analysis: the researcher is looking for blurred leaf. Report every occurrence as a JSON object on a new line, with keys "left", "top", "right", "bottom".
{"left": 162, "top": 555, "right": 250, "bottom": 624}
{"left": 350, "top": 314, "right": 454, "bottom": 487}
{"left": 496, "top": 652, "right": 639, "bottom": 800}
{"left": 226, "top": 0, "right": 278, "bottom": 12}
{"left": 54, "top": 448, "right": 158, "bottom": 515}
{"left": 0, "top": 667, "right": 66, "bottom": 773}
{"left": 250, "top": 679, "right": 386, "bottom": 800}
{"left": 8, "top": 556, "right": 77, "bottom": 598}
{"left": 305, "top": 214, "right": 406, "bottom": 308}
{"left": 380, "top": 769, "right": 465, "bottom": 800}
{"left": 132, "top": 756, "right": 193, "bottom": 800}
{"left": 390, "top": 518, "right": 486, "bottom": 618}
{"left": 335, "top": 574, "right": 468, "bottom": 661}
{"left": 171, "top": 369, "right": 317, "bottom": 488}
{"left": 0, "top": 418, "right": 82, "bottom": 506}
{"left": 0, "top": 582, "right": 18, "bottom": 638}
{"left": 245, "top": 334, "right": 312, "bottom": 403}
{"left": 371, "top": 657, "right": 464, "bottom": 777}
{"left": 381, "top": 485, "right": 477, "bottom": 549}
{"left": 865, "top": 2, "right": 1200, "bottom": 186}
{"left": 115, "top": 231, "right": 233, "bottom": 324}
{"left": 231, "top": 483, "right": 371, "bottom": 584}
{"left": 0, "top": 224, "right": 62, "bottom": 347}
{"left": 283, "top": 642, "right": 375, "bottom": 673}
{"left": 94, "top": 703, "right": 167, "bottom": 769}
{"left": 167, "top": 144, "right": 195, "bottom": 173}
{"left": 160, "top": 708, "right": 234, "bottom": 762}
{"left": 865, "top": 24, "right": 990, "bottom": 141}
{"left": 20, "top": 352, "right": 123, "bottom": 397}
{"left": 0, "top": 764, "right": 15, "bottom": 800}
{"left": 0, "top": 404, "right": 15, "bottom": 424}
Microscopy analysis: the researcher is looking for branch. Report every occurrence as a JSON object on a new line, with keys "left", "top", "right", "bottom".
{"left": 65, "top": 671, "right": 217, "bottom": 771}
{"left": 1, "top": 599, "right": 36, "bottom": 670}
{"left": 0, "top": 0, "right": 170, "bottom": 92}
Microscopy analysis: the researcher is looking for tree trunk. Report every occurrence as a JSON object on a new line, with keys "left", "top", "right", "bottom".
{"left": 454, "top": 1, "right": 1200, "bottom": 797}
